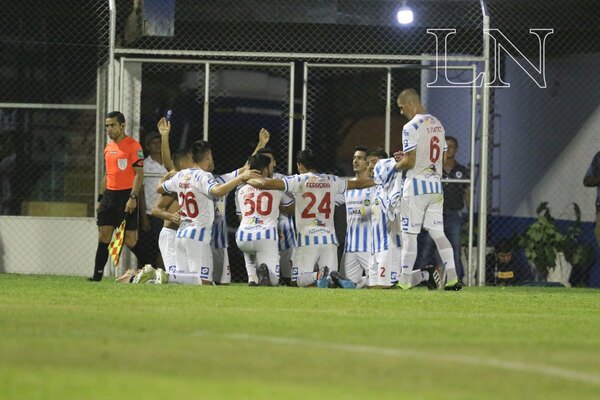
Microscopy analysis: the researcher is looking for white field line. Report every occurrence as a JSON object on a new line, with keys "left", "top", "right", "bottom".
{"left": 194, "top": 331, "right": 600, "bottom": 386}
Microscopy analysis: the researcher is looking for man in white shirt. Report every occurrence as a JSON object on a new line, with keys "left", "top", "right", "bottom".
{"left": 394, "top": 88, "right": 462, "bottom": 291}
{"left": 236, "top": 154, "right": 294, "bottom": 286}
{"left": 338, "top": 146, "right": 373, "bottom": 287}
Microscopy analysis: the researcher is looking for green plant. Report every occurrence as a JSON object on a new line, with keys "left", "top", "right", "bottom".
{"left": 519, "top": 202, "right": 596, "bottom": 278}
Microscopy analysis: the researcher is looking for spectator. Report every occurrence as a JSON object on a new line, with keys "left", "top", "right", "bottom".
{"left": 484, "top": 241, "right": 526, "bottom": 286}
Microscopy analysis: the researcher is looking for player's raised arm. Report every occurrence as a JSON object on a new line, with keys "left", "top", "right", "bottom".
{"left": 157, "top": 117, "right": 175, "bottom": 172}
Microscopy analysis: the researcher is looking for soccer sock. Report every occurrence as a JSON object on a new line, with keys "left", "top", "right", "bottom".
{"left": 296, "top": 272, "right": 318, "bottom": 287}
{"left": 399, "top": 232, "right": 418, "bottom": 286}
{"left": 429, "top": 229, "right": 458, "bottom": 282}
{"left": 167, "top": 272, "right": 202, "bottom": 285}
{"left": 92, "top": 242, "right": 110, "bottom": 281}
{"left": 356, "top": 276, "right": 368, "bottom": 289}
{"left": 413, "top": 270, "right": 429, "bottom": 286}
{"left": 127, "top": 242, "right": 145, "bottom": 266}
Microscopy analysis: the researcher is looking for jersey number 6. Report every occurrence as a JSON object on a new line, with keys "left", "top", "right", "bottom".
{"left": 430, "top": 136, "right": 440, "bottom": 163}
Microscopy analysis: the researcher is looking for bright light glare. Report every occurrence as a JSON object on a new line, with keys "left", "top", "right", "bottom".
{"left": 396, "top": 8, "right": 414, "bottom": 25}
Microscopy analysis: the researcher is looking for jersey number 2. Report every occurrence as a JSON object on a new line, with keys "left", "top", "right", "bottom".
{"left": 301, "top": 192, "right": 331, "bottom": 219}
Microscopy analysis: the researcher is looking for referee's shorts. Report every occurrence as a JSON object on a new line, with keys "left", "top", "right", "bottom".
{"left": 96, "top": 189, "right": 139, "bottom": 230}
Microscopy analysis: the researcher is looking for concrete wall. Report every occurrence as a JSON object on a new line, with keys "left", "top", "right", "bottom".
{"left": 0, "top": 216, "right": 97, "bottom": 275}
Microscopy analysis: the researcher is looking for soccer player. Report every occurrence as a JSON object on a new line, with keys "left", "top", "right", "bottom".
{"left": 254, "top": 147, "right": 296, "bottom": 285}
{"left": 89, "top": 111, "right": 144, "bottom": 282}
{"left": 211, "top": 129, "right": 271, "bottom": 285}
{"left": 151, "top": 148, "right": 193, "bottom": 274}
{"left": 394, "top": 88, "right": 462, "bottom": 291}
{"left": 247, "top": 149, "right": 374, "bottom": 287}
{"left": 370, "top": 155, "right": 437, "bottom": 289}
{"left": 338, "top": 146, "right": 372, "bottom": 288}
{"left": 236, "top": 154, "right": 293, "bottom": 286}
{"left": 136, "top": 140, "right": 260, "bottom": 285}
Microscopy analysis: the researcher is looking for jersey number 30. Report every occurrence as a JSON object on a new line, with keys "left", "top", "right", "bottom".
{"left": 244, "top": 192, "right": 273, "bottom": 216}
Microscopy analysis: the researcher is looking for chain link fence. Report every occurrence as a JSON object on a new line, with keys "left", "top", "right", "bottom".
{"left": 3, "top": 0, "right": 600, "bottom": 286}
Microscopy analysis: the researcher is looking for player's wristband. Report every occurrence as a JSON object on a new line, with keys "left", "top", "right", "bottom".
{"left": 97, "top": 194, "right": 104, "bottom": 202}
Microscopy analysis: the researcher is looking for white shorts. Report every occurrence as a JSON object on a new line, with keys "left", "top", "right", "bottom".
{"left": 236, "top": 239, "right": 280, "bottom": 286}
{"left": 175, "top": 238, "right": 213, "bottom": 281}
{"left": 369, "top": 247, "right": 400, "bottom": 287}
{"left": 279, "top": 248, "right": 294, "bottom": 279}
{"left": 341, "top": 251, "right": 370, "bottom": 284}
{"left": 211, "top": 247, "right": 231, "bottom": 284}
{"left": 400, "top": 194, "right": 444, "bottom": 234}
{"left": 158, "top": 227, "right": 177, "bottom": 273}
{"left": 291, "top": 244, "right": 338, "bottom": 282}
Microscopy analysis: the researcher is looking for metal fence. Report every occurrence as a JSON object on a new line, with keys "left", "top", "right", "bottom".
{"left": 2, "top": 0, "right": 600, "bottom": 287}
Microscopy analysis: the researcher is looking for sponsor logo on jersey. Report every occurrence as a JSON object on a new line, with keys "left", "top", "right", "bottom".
{"left": 117, "top": 158, "right": 128, "bottom": 170}
{"left": 246, "top": 216, "right": 264, "bottom": 225}
{"left": 402, "top": 217, "right": 409, "bottom": 228}
{"left": 110, "top": 151, "right": 117, "bottom": 155}
{"left": 364, "top": 199, "right": 371, "bottom": 206}
{"left": 291, "top": 267, "right": 299, "bottom": 277}
{"left": 391, "top": 271, "right": 398, "bottom": 281}
{"left": 200, "top": 267, "right": 210, "bottom": 279}
{"left": 310, "top": 219, "right": 326, "bottom": 227}
{"left": 137, "top": 149, "right": 144, "bottom": 158}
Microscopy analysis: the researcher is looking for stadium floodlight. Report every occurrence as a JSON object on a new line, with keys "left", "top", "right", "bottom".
{"left": 396, "top": 3, "right": 414, "bottom": 25}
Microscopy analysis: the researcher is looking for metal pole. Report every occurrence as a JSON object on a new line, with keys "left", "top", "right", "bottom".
{"left": 478, "top": 14, "right": 491, "bottom": 286}
{"left": 301, "top": 63, "right": 308, "bottom": 150}
{"left": 385, "top": 68, "right": 392, "bottom": 155}
{"left": 288, "top": 62, "right": 295, "bottom": 175}
{"left": 107, "top": 0, "right": 116, "bottom": 112}
{"left": 119, "top": 57, "right": 125, "bottom": 111}
{"left": 467, "top": 65, "right": 478, "bottom": 286}
{"left": 95, "top": 69, "right": 102, "bottom": 222}
{"left": 0, "top": 103, "right": 96, "bottom": 110}
{"left": 203, "top": 63, "right": 210, "bottom": 142}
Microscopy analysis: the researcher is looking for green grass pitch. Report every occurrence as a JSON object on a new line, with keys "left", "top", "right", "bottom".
{"left": 1, "top": 274, "right": 600, "bottom": 399}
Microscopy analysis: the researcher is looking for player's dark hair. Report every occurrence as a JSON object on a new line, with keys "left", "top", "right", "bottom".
{"left": 190, "top": 140, "right": 211, "bottom": 163}
{"left": 446, "top": 136, "right": 458, "bottom": 147}
{"left": 105, "top": 111, "right": 125, "bottom": 124}
{"left": 296, "top": 149, "right": 316, "bottom": 170}
{"left": 257, "top": 147, "right": 274, "bottom": 156}
{"left": 366, "top": 147, "right": 388, "bottom": 159}
{"left": 354, "top": 145, "right": 368, "bottom": 154}
{"left": 248, "top": 154, "right": 271, "bottom": 173}
{"left": 172, "top": 148, "right": 191, "bottom": 169}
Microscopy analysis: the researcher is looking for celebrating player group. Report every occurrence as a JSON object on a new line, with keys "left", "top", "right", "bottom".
{"left": 115, "top": 88, "right": 462, "bottom": 291}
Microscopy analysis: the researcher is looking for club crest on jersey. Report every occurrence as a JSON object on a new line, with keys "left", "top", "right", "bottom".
{"left": 455, "top": 171, "right": 463, "bottom": 179}
{"left": 117, "top": 158, "right": 128, "bottom": 170}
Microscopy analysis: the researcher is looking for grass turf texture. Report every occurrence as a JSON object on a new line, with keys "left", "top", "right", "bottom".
{"left": 1, "top": 274, "right": 600, "bottom": 400}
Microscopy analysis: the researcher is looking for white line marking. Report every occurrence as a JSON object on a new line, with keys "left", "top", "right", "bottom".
{"left": 207, "top": 332, "right": 600, "bottom": 386}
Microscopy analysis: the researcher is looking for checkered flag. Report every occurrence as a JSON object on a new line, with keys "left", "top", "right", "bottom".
{"left": 108, "top": 219, "right": 126, "bottom": 268}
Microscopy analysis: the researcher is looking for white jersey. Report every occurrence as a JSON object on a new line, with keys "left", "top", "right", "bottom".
{"left": 162, "top": 168, "right": 217, "bottom": 244}
{"left": 401, "top": 114, "right": 447, "bottom": 197}
{"left": 273, "top": 172, "right": 297, "bottom": 251}
{"left": 340, "top": 187, "right": 373, "bottom": 253}
{"left": 236, "top": 184, "right": 291, "bottom": 242}
{"left": 283, "top": 172, "right": 347, "bottom": 247}
{"left": 143, "top": 156, "right": 168, "bottom": 215}
{"left": 370, "top": 185, "right": 402, "bottom": 254}
{"left": 211, "top": 171, "right": 238, "bottom": 249}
